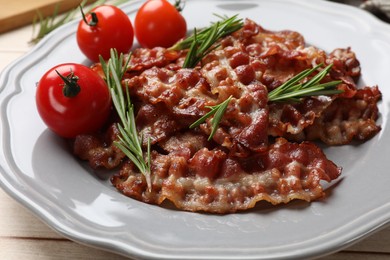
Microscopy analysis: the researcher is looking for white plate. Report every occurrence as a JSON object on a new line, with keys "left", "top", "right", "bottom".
{"left": 1, "top": 0, "right": 390, "bottom": 259}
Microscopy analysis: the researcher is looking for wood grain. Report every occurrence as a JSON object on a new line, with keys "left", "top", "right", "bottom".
{"left": 0, "top": 0, "right": 90, "bottom": 33}
{"left": 0, "top": 238, "right": 129, "bottom": 259}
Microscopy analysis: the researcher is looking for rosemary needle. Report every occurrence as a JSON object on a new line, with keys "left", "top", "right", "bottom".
{"left": 189, "top": 95, "right": 232, "bottom": 140}
{"left": 100, "top": 49, "right": 152, "bottom": 191}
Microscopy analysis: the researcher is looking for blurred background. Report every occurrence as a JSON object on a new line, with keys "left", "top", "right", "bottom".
{"left": 0, "top": 0, "right": 389, "bottom": 36}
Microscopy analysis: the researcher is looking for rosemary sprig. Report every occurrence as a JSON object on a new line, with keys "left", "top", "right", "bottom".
{"left": 172, "top": 15, "right": 243, "bottom": 68}
{"left": 30, "top": 0, "right": 126, "bottom": 44}
{"left": 100, "top": 49, "right": 152, "bottom": 191}
{"left": 189, "top": 95, "right": 232, "bottom": 140}
{"left": 268, "top": 63, "right": 342, "bottom": 102}
{"left": 30, "top": 1, "right": 80, "bottom": 44}
{"left": 171, "top": 14, "right": 243, "bottom": 51}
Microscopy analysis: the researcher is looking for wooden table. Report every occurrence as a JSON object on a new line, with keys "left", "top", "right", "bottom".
{"left": 1, "top": 13, "right": 390, "bottom": 260}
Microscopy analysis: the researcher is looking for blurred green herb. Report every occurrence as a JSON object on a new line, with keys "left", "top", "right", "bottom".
{"left": 30, "top": 0, "right": 126, "bottom": 44}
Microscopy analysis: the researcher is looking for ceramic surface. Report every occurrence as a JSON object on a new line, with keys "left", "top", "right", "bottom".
{"left": 1, "top": 0, "right": 390, "bottom": 259}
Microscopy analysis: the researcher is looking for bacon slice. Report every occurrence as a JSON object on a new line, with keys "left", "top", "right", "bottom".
{"left": 73, "top": 124, "right": 125, "bottom": 169}
{"left": 302, "top": 86, "right": 382, "bottom": 145}
{"left": 111, "top": 137, "right": 341, "bottom": 213}
{"left": 126, "top": 65, "right": 270, "bottom": 153}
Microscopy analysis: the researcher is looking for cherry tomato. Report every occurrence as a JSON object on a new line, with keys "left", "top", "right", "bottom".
{"left": 36, "top": 63, "right": 111, "bottom": 138}
{"left": 135, "top": 0, "right": 187, "bottom": 48}
{"left": 77, "top": 5, "right": 134, "bottom": 62}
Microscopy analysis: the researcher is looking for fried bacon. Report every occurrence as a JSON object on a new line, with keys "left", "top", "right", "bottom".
{"left": 111, "top": 137, "right": 341, "bottom": 213}
{"left": 302, "top": 86, "right": 381, "bottom": 145}
{"left": 73, "top": 124, "right": 125, "bottom": 169}
{"left": 72, "top": 19, "right": 381, "bottom": 213}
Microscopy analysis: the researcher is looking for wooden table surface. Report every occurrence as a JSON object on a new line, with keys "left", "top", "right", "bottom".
{"left": 1, "top": 5, "right": 390, "bottom": 260}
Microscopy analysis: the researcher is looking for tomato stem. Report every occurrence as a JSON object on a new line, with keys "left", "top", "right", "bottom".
{"left": 174, "top": 0, "right": 185, "bottom": 12}
{"left": 56, "top": 70, "right": 81, "bottom": 98}
{"left": 80, "top": 5, "right": 98, "bottom": 26}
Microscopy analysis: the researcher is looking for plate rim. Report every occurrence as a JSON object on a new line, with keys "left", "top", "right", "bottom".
{"left": 1, "top": 0, "right": 390, "bottom": 259}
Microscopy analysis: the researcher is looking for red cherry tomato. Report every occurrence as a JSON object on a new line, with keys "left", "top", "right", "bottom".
{"left": 135, "top": 0, "right": 187, "bottom": 48}
{"left": 36, "top": 63, "right": 111, "bottom": 138}
{"left": 77, "top": 5, "right": 134, "bottom": 62}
